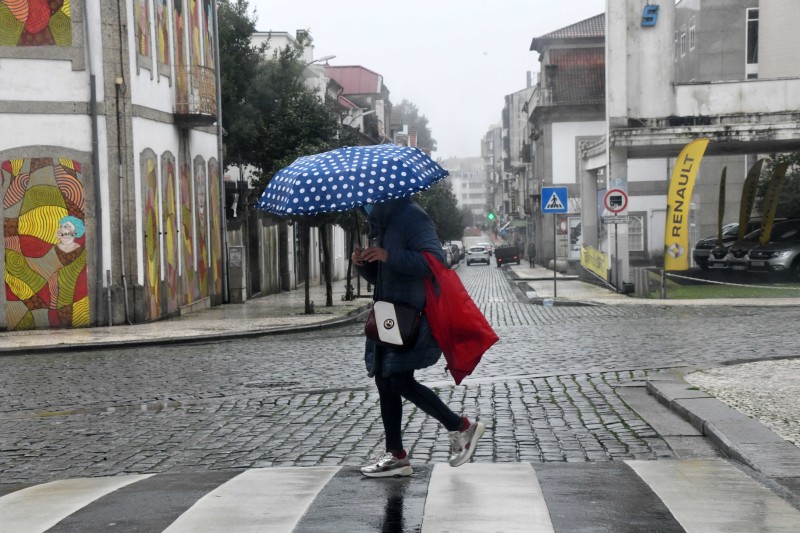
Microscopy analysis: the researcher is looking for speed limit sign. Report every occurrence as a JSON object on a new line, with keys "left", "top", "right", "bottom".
{"left": 604, "top": 188, "right": 628, "bottom": 213}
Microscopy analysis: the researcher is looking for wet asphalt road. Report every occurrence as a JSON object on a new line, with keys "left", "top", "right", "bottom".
{"left": 0, "top": 265, "right": 798, "bottom": 486}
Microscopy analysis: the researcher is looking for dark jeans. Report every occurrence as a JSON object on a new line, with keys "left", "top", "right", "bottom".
{"left": 375, "top": 371, "right": 462, "bottom": 453}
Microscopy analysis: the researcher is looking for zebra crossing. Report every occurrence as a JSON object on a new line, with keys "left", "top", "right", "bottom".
{"left": 1, "top": 459, "right": 798, "bottom": 532}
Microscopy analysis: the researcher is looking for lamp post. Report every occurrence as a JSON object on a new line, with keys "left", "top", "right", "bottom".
{"left": 304, "top": 54, "right": 336, "bottom": 67}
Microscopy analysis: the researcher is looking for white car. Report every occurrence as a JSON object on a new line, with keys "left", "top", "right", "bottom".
{"left": 466, "top": 246, "right": 491, "bottom": 266}
{"left": 477, "top": 242, "right": 493, "bottom": 256}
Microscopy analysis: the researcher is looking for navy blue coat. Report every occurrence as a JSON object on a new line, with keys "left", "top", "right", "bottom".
{"left": 356, "top": 198, "right": 445, "bottom": 377}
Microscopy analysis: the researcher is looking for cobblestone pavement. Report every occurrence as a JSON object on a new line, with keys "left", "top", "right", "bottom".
{"left": 1, "top": 265, "right": 798, "bottom": 485}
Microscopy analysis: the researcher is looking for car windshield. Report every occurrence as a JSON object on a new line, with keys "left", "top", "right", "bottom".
{"left": 721, "top": 224, "right": 740, "bottom": 236}
{"left": 470, "top": 247, "right": 486, "bottom": 252}
{"left": 771, "top": 223, "right": 800, "bottom": 242}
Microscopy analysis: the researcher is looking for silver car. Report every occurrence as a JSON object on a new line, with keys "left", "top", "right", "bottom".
{"left": 747, "top": 219, "right": 800, "bottom": 279}
{"left": 466, "top": 245, "right": 491, "bottom": 266}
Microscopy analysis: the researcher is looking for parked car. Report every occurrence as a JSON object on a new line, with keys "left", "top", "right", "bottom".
{"left": 747, "top": 219, "right": 800, "bottom": 279}
{"left": 707, "top": 219, "right": 797, "bottom": 274}
{"left": 441, "top": 245, "right": 456, "bottom": 267}
{"left": 494, "top": 244, "right": 521, "bottom": 267}
{"left": 449, "top": 243, "right": 461, "bottom": 264}
{"left": 708, "top": 227, "right": 763, "bottom": 273}
{"left": 693, "top": 218, "right": 781, "bottom": 269}
{"left": 466, "top": 245, "right": 491, "bottom": 266}
{"left": 447, "top": 240, "right": 466, "bottom": 260}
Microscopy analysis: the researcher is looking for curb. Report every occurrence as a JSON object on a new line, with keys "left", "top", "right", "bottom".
{"left": 0, "top": 304, "right": 373, "bottom": 356}
{"left": 646, "top": 372, "right": 800, "bottom": 503}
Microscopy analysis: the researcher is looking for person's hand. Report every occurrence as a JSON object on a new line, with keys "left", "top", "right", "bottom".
{"left": 351, "top": 246, "right": 366, "bottom": 265}
{"left": 361, "top": 246, "right": 388, "bottom": 263}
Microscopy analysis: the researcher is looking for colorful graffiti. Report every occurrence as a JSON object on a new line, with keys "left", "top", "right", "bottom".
{"left": 0, "top": 0, "right": 71, "bottom": 47}
{"left": 173, "top": 0, "right": 188, "bottom": 113}
{"left": 134, "top": 0, "right": 150, "bottom": 57}
{"left": 142, "top": 151, "right": 160, "bottom": 320}
{"left": 189, "top": 0, "right": 201, "bottom": 66}
{"left": 2, "top": 158, "right": 88, "bottom": 329}
{"left": 161, "top": 153, "right": 178, "bottom": 314}
{"left": 194, "top": 158, "right": 208, "bottom": 298}
{"left": 202, "top": 0, "right": 214, "bottom": 68}
{"left": 208, "top": 159, "right": 221, "bottom": 295}
{"left": 179, "top": 162, "right": 196, "bottom": 305}
{"left": 155, "top": 0, "right": 170, "bottom": 65}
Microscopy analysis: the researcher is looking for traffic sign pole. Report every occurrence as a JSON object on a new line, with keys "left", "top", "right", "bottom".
{"left": 541, "top": 186, "right": 569, "bottom": 300}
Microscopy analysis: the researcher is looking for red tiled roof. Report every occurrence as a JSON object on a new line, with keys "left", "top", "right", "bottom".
{"left": 325, "top": 66, "right": 383, "bottom": 95}
{"left": 530, "top": 13, "right": 604, "bottom": 51}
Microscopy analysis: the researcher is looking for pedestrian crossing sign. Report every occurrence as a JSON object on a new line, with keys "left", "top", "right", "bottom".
{"left": 541, "top": 187, "right": 568, "bottom": 213}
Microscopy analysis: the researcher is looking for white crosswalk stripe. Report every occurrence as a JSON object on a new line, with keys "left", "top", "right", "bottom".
{"left": 627, "top": 459, "right": 800, "bottom": 532}
{"left": 1, "top": 460, "right": 798, "bottom": 532}
{"left": 422, "top": 463, "right": 554, "bottom": 532}
{"left": 0, "top": 474, "right": 152, "bottom": 533}
{"left": 162, "top": 467, "right": 339, "bottom": 533}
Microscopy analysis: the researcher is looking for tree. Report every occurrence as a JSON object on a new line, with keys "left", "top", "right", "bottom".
{"left": 416, "top": 180, "right": 463, "bottom": 242}
{"left": 217, "top": 0, "right": 264, "bottom": 171}
{"left": 460, "top": 205, "right": 475, "bottom": 229}
{"left": 759, "top": 153, "right": 800, "bottom": 219}
{"left": 396, "top": 100, "right": 437, "bottom": 153}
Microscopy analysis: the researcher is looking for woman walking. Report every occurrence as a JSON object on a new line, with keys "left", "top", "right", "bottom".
{"left": 352, "top": 197, "right": 485, "bottom": 478}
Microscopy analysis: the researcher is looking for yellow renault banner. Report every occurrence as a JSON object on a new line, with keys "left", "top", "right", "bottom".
{"left": 759, "top": 161, "right": 789, "bottom": 244}
{"left": 664, "top": 138, "right": 709, "bottom": 270}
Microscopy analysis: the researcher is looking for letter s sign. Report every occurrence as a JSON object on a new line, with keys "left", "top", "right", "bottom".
{"left": 641, "top": 4, "right": 659, "bottom": 27}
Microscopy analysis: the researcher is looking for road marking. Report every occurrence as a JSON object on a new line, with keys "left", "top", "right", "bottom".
{"left": 627, "top": 458, "right": 800, "bottom": 532}
{"left": 422, "top": 463, "right": 554, "bottom": 532}
{"left": 0, "top": 474, "right": 152, "bottom": 533}
{"left": 162, "top": 466, "right": 339, "bottom": 533}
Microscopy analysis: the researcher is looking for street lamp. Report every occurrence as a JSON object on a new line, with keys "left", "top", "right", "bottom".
{"left": 304, "top": 55, "right": 336, "bottom": 67}
{"left": 342, "top": 109, "right": 375, "bottom": 127}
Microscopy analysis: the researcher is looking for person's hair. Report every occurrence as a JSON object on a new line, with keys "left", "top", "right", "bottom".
{"left": 60, "top": 215, "right": 85, "bottom": 238}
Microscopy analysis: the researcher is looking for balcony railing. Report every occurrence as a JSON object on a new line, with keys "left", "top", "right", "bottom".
{"left": 175, "top": 65, "right": 217, "bottom": 127}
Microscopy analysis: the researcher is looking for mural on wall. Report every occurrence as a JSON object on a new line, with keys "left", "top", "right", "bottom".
{"left": 2, "top": 157, "right": 88, "bottom": 330}
{"left": 0, "top": 0, "right": 72, "bottom": 47}
{"left": 194, "top": 157, "right": 208, "bottom": 298}
{"left": 155, "top": 0, "right": 170, "bottom": 66}
{"left": 179, "top": 161, "right": 197, "bottom": 305}
{"left": 208, "top": 158, "right": 221, "bottom": 295}
{"left": 189, "top": 0, "right": 201, "bottom": 66}
{"left": 173, "top": 0, "right": 188, "bottom": 112}
{"left": 134, "top": 0, "right": 150, "bottom": 58}
{"left": 202, "top": 0, "right": 214, "bottom": 68}
{"left": 142, "top": 151, "right": 160, "bottom": 320}
{"left": 161, "top": 152, "right": 179, "bottom": 314}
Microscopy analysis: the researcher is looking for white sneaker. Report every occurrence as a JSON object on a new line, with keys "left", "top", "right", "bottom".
{"left": 448, "top": 420, "right": 485, "bottom": 467}
{"left": 360, "top": 451, "right": 413, "bottom": 478}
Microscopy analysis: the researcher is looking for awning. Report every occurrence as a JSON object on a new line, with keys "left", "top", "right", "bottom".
{"left": 500, "top": 219, "right": 529, "bottom": 231}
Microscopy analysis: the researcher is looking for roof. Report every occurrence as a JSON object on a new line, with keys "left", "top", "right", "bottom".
{"left": 325, "top": 65, "right": 384, "bottom": 95}
{"left": 530, "top": 13, "right": 605, "bottom": 51}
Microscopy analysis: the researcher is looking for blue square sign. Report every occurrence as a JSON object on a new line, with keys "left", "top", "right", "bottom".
{"left": 541, "top": 187, "right": 568, "bottom": 213}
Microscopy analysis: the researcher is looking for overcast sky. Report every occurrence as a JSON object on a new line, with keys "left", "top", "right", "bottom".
{"left": 249, "top": 0, "right": 606, "bottom": 159}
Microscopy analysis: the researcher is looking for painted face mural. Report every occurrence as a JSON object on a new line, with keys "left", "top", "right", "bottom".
{"left": 0, "top": 0, "right": 72, "bottom": 47}
{"left": 2, "top": 158, "right": 88, "bottom": 329}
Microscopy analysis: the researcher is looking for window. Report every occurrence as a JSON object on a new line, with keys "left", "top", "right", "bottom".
{"left": 629, "top": 215, "right": 644, "bottom": 252}
{"left": 674, "top": 31, "right": 679, "bottom": 62}
{"left": 746, "top": 8, "right": 759, "bottom": 78}
{"left": 689, "top": 17, "right": 696, "bottom": 51}
{"left": 680, "top": 25, "right": 687, "bottom": 57}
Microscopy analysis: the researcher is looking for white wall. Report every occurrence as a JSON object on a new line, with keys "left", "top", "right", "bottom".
{"left": 674, "top": 78, "right": 800, "bottom": 115}
{"left": 552, "top": 121, "right": 606, "bottom": 184}
{"left": 628, "top": 158, "right": 668, "bottom": 182}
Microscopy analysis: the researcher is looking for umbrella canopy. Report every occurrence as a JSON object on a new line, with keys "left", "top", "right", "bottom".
{"left": 256, "top": 144, "right": 449, "bottom": 216}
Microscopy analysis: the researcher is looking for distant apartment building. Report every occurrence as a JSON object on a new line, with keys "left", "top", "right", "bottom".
{"left": 441, "top": 157, "right": 486, "bottom": 225}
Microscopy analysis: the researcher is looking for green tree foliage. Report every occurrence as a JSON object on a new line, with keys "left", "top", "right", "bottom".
{"left": 217, "top": 0, "right": 263, "bottom": 170}
{"left": 759, "top": 154, "right": 800, "bottom": 219}
{"left": 396, "top": 100, "right": 437, "bottom": 153}
{"left": 416, "top": 180, "right": 463, "bottom": 242}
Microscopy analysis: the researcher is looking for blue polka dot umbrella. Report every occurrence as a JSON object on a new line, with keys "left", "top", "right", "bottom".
{"left": 256, "top": 144, "right": 449, "bottom": 216}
